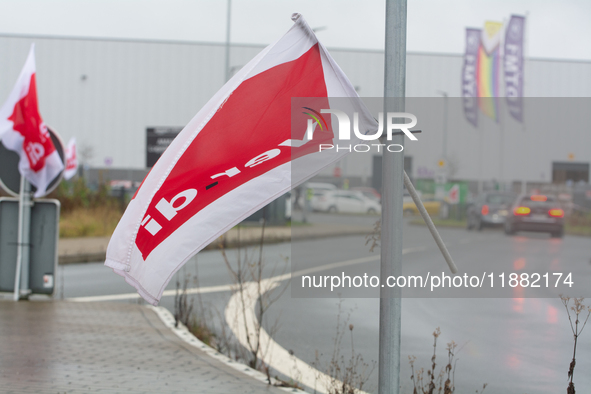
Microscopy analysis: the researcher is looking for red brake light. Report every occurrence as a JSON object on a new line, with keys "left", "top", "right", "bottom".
{"left": 481, "top": 205, "right": 489, "bottom": 215}
{"left": 549, "top": 209, "right": 564, "bottom": 218}
{"left": 530, "top": 195, "right": 547, "bottom": 202}
{"left": 514, "top": 206, "right": 531, "bottom": 216}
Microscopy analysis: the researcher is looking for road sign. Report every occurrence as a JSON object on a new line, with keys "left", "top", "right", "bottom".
{"left": 146, "top": 127, "right": 182, "bottom": 167}
{"left": 0, "top": 197, "right": 60, "bottom": 296}
{"left": 0, "top": 126, "right": 65, "bottom": 197}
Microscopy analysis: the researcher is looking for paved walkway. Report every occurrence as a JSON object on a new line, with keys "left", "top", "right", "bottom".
{"left": 0, "top": 300, "right": 290, "bottom": 394}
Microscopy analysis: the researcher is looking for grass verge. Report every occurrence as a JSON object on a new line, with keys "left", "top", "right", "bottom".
{"left": 60, "top": 206, "right": 122, "bottom": 238}
{"left": 408, "top": 217, "right": 467, "bottom": 228}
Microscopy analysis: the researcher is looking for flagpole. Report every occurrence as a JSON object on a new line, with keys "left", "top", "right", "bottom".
{"left": 225, "top": 0, "right": 232, "bottom": 81}
{"left": 379, "top": 0, "right": 406, "bottom": 393}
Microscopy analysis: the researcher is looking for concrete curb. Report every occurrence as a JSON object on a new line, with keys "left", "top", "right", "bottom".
{"left": 147, "top": 305, "right": 307, "bottom": 393}
{"left": 58, "top": 223, "right": 375, "bottom": 264}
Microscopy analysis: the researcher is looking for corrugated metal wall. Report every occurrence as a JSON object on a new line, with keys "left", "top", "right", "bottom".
{"left": 1, "top": 34, "right": 589, "bottom": 184}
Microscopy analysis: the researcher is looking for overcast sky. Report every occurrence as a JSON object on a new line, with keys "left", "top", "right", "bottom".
{"left": 0, "top": 0, "right": 590, "bottom": 61}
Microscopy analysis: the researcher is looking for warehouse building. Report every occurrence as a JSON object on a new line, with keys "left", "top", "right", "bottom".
{"left": 0, "top": 34, "right": 590, "bottom": 198}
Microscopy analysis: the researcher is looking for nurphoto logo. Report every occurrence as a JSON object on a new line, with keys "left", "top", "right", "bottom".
{"left": 302, "top": 107, "right": 418, "bottom": 153}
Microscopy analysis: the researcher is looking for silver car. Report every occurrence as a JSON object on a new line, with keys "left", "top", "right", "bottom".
{"left": 315, "top": 190, "right": 381, "bottom": 214}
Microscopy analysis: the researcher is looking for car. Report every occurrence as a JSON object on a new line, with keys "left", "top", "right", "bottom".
{"left": 402, "top": 197, "right": 441, "bottom": 216}
{"left": 307, "top": 182, "right": 337, "bottom": 192}
{"left": 297, "top": 182, "right": 337, "bottom": 209}
{"left": 466, "top": 191, "right": 518, "bottom": 231}
{"left": 315, "top": 190, "right": 381, "bottom": 214}
{"left": 504, "top": 194, "right": 565, "bottom": 238}
{"left": 351, "top": 187, "right": 381, "bottom": 202}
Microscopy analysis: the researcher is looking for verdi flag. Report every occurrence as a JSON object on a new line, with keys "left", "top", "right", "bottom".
{"left": 477, "top": 21, "right": 503, "bottom": 122}
{"left": 0, "top": 44, "right": 64, "bottom": 197}
{"left": 104, "top": 13, "right": 378, "bottom": 305}
{"left": 64, "top": 137, "right": 78, "bottom": 180}
{"left": 504, "top": 15, "right": 525, "bottom": 122}
{"left": 462, "top": 28, "right": 480, "bottom": 127}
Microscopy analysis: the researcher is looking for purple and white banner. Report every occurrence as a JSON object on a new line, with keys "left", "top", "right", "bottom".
{"left": 504, "top": 15, "right": 525, "bottom": 122}
{"left": 462, "top": 28, "right": 480, "bottom": 127}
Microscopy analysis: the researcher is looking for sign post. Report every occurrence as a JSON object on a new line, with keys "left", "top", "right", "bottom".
{"left": 0, "top": 197, "right": 60, "bottom": 296}
{"left": 0, "top": 126, "right": 64, "bottom": 300}
{"left": 13, "top": 177, "right": 32, "bottom": 300}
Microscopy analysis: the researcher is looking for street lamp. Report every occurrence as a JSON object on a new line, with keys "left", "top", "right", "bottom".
{"left": 436, "top": 90, "right": 448, "bottom": 165}
{"left": 435, "top": 90, "right": 449, "bottom": 217}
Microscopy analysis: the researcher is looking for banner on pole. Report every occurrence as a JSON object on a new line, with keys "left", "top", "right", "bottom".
{"left": 462, "top": 28, "right": 481, "bottom": 127}
{"left": 477, "top": 21, "right": 503, "bottom": 123}
{"left": 504, "top": 15, "right": 525, "bottom": 122}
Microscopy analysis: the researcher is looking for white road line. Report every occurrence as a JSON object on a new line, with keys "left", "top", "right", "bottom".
{"left": 69, "top": 247, "right": 425, "bottom": 303}
{"left": 224, "top": 247, "right": 426, "bottom": 394}
{"left": 68, "top": 284, "right": 235, "bottom": 302}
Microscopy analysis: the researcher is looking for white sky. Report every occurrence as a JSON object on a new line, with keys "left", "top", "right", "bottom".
{"left": 0, "top": 0, "right": 589, "bottom": 60}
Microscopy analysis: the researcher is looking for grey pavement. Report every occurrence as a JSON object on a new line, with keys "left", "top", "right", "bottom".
{"left": 0, "top": 300, "right": 290, "bottom": 394}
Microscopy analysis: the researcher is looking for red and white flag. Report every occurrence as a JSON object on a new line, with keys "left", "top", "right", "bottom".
{"left": 64, "top": 137, "right": 78, "bottom": 180}
{"left": 105, "top": 14, "right": 378, "bottom": 305}
{"left": 0, "top": 44, "right": 63, "bottom": 197}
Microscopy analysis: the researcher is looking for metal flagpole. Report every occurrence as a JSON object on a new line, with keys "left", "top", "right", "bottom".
{"left": 378, "top": 0, "right": 406, "bottom": 392}
{"left": 225, "top": 0, "right": 232, "bottom": 82}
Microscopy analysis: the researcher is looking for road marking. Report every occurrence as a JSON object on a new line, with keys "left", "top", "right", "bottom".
{"left": 68, "top": 284, "right": 235, "bottom": 302}
{"left": 224, "top": 246, "right": 429, "bottom": 394}
{"left": 68, "top": 246, "right": 429, "bottom": 303}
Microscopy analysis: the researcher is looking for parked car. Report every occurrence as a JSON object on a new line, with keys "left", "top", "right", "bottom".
{"left": 297, "top": 182, "right": 337, "bottom": 209}
{"left": 351, "top": 187, "right": 381, "bottom": 202}
{"left": 504, "top": 194, "right": 565, "bottom": 238}
{"left": 402, "top": 197, "right": 441, "bottom": 216}
{"left": 315, "top": 190, "right": 381, "bottom": 214}
{"left": 307, "top": 182, "right": 337, "bottom": 193}
{"left": 466, "top": 191, "right": 518, "bottom": 230}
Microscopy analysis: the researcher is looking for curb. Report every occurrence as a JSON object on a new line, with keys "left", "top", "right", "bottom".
{"left": 147, "top": 305, "right": 307, "bottom": 393}
{"left": 58, "top": 225, "right": 373, "bottom": 265}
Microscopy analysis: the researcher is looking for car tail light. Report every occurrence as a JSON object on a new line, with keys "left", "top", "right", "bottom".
{"left": 481, "top": 205, "right": 489, "bottom": 215}
{"left": 514, "top": 206, "right": 531, "bottom": 216}
{"left": 548, "top": 208, "right": 564, "bottom": 218}
{"left": 530, "top": 195, "right": 547, "bottom": 202}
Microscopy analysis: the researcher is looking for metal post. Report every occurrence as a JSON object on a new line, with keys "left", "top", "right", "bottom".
{"left": 13, "top": 177, "right": 32, "bottom": 301}
{"left": 302, "top": 182, "right": 309, "bottom": 224}
{"left": 379, "top": 0, "right": 406, "bottom": 393}
{"left": 437, "top": 90, "right": 449, "bottom": 161}
{"left": 224, "top": 0, "right": 232, "bottom": 82}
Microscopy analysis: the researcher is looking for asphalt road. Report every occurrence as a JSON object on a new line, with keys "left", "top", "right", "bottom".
{"left": 60, "top": 214, "right": 591, "bottom": 394}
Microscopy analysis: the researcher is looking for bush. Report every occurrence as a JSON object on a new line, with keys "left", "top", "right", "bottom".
{"left": 49, "top": 178, "right": 125, "bottom": 238}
